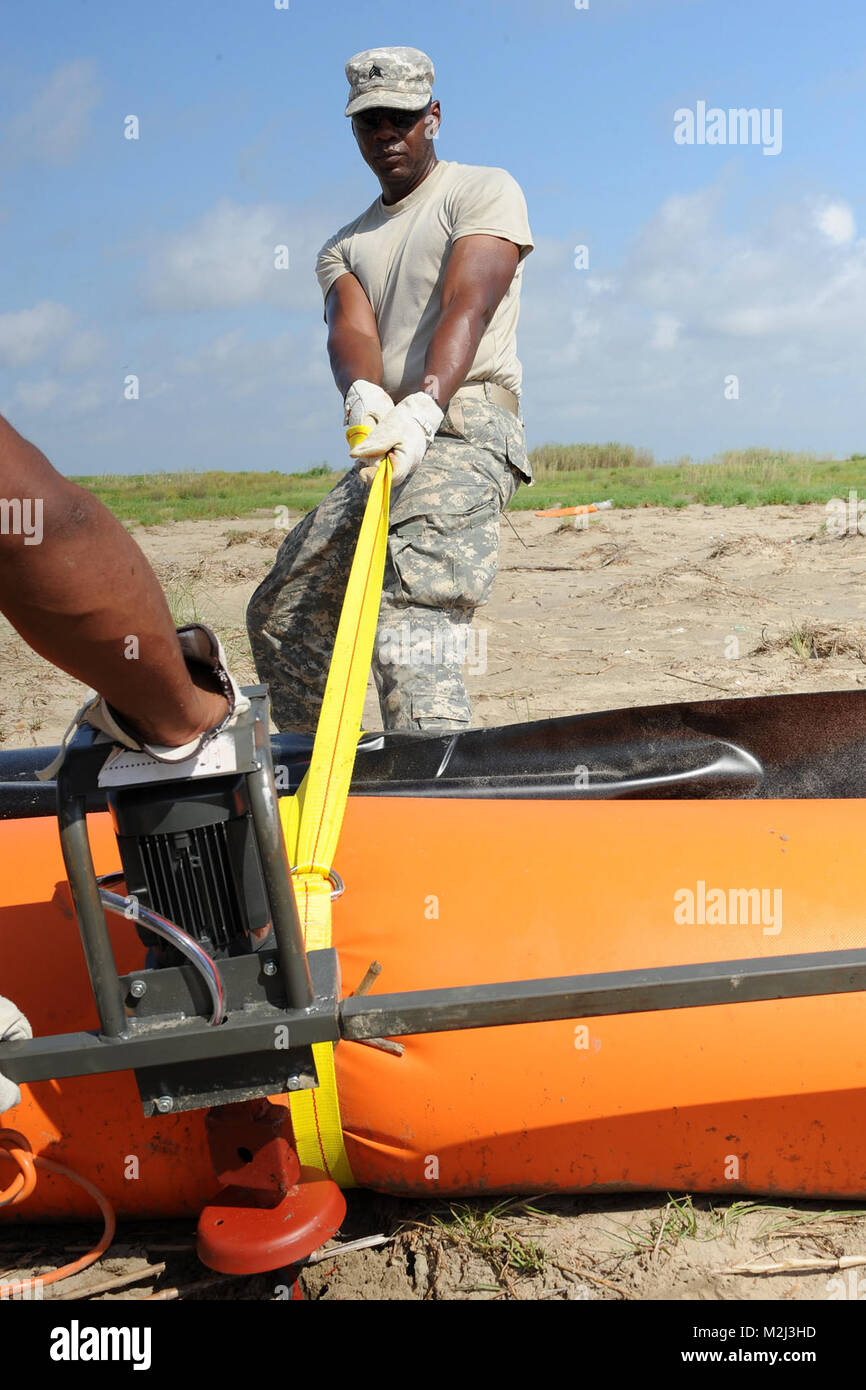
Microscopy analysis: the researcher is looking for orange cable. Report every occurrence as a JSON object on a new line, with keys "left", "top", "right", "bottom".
{"left": 0, "top": 1128, "right": 115, "bottom": 1296}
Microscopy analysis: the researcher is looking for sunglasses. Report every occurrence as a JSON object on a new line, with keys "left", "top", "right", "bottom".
{"left": 353, "top": 106, "right": 429, "bottom": 133}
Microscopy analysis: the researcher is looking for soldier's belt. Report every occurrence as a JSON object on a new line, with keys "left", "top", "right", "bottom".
{"left": 440, "top": 381, "right": 520, "bottom": 437}
{"left": 452, "top": 381, "right": 519, "bottom": 416}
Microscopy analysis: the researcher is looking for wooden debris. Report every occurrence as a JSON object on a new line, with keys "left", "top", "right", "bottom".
{"left": 550, "top": 1258, "right": 630, "bottom": 1297}
{"left": 352, "top": 1036, "right": 405, "bottom": 1056}
{"left": 351, "top": 961, "right": 382, "bottom": 997}
{"left": 723, "top": 1253, "right": 866, "bottom": 1277}
{"left": 144, "top": 1274, "right": 237, "bottom": 1301}
{"left": 307, "top": 1234, "right": 391, "bottom": 1264}
{"left": 55, "top": 1262, "right": 166, "bottom": 1301}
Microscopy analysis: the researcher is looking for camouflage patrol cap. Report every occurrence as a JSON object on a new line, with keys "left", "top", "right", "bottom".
{"left": 344, "top": 46, "right": 434, "bottom": 117}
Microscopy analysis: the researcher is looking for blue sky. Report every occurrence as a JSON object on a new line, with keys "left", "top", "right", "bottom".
{"left": 0, "top": 0, "right": 864, "bottom": 475}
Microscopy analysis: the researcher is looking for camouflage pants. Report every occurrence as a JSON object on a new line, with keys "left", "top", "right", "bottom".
{"left": 247, "top": 395, "right": 530, "bottom": 733}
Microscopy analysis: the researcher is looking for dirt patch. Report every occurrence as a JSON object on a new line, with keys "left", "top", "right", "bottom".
{"left": 6, "top": 1193, "right": 866, "bottom": 1303}
{"left": 707, "top": 533, "right": 800, "bottom": 566}
{"left": 255, "top": 527, "right": 288, "bottom": 548}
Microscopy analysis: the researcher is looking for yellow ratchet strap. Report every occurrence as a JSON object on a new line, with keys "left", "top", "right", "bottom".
{"left": 280, "top": 425, "right": 391, "bottom": 1186}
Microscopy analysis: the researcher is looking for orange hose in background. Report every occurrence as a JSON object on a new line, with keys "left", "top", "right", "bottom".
{"left": 534, "top": 503, "right": 605, "bottom": 517}
{"left": 0, "top": 1129, "right": 115, "bottom": 1296}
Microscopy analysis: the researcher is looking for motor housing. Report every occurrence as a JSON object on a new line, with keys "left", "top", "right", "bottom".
{"left": 108, "top": 774, "right": 272, "bottom": 961}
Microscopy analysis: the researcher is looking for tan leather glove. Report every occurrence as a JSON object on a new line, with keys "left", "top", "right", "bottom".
{"left": 0, "top": 994, "right": 31, "bottom": 1113}
{"left": 349, "top": 391, "right": 444, "bottom": 486}
{"left": 37, "top": 624, "right": 250, "bottom": 781}
{"left": 343, "top": 379, "right": 394, "bottom": 431}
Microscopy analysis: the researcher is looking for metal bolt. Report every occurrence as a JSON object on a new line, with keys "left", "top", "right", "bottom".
{"left": 154, "top": 1095, "right": 173, "bottom": 1113}
{"left": 263, "top": 961, "right": 277, "bottom": 977}
{"left": 130, "top": 979, "right": 147, "bottom": 999}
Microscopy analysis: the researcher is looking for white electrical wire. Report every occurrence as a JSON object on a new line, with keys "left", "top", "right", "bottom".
{"left": 97, "top": 876, "right": 226, "bottom": 1025}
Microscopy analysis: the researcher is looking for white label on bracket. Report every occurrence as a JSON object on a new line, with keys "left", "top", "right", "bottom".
{"left": 97, "top": 732, "right": 239, "bottom": 787}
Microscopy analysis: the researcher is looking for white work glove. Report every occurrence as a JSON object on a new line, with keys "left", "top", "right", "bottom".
{"left": 0, "top": 994, "right": 31, "bottom": 1113}
{"left": 37, "top": 624, "right": 251, "bottom": 781}
{"left": 343, "top": 379, "right": 394, "bottom": 431}
{"left": 349, "top": 391, "right": 444, "bottom": 486}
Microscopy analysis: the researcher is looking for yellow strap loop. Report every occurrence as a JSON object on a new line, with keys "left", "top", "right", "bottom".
{"left": 281, "top": 428, "right": 391, "bottom": 1186}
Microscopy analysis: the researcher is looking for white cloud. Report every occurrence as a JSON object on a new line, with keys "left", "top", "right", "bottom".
{"left": 0, "top": 60, "right": 100, "bottom": 166}
{"left": 5, "top": 321, "right": 340, "bottom": 476}
{"left": 145, "top": 199, "right": 323, "bottom": 313}
{"left": 813, "top": 199, "right": 856, "bottom": 245}
{"left": 172, "top": 324, "right": 333, "bottom": 404}
{"left": 518, "top": 183, "right": 866, "bottom": 456}
{"left": 585, "top": 275, "right": 617, "bottom": 297}
{"left": 651, "top": 312, "right": 681, "bottom": 349}
{"left": 4, "top": 181, "right": 864, "bottom": 472}
{"left": 2, "top": 375, "right": 106, "bottom": 417}
{"left": 571, "top": 309, "right": 601, "bottom": 340}
{"left": 61, "top": 328, "right": 106, "bottom": 371}
{"left": 176, "top": 329, "right": 248, "bottom": 373}
{"left": 0, "top": 305, "right": 105, "bottom": 377}
{"left": 624, "top": 188, "right": 866, "bottom": 345}
{"left": 0, "top": 302, "right": 75, "bottom": 367}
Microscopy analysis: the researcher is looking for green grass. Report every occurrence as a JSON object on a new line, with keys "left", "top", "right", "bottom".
{"left": 71, "top": 446, "right": 866, "bottom": 525}
{"left": 162, "top": 575, "right": 202, "bottom": 626}
{"left": 429, "top": 1200, "right": 547, "bottom": 1283}
{"left": 70, "top": 467, "right": 342, "bottom": 527}
{"left": 530, "top": 441, "right": 656, "bottom": 471}
{"left": 609, "top": 1195, "right": 709, "bottom": 1259}
{"left": 607, "top": 1194, "right": 866, "bottom": 1262}
{"left": 521, "top": 448, "right": 866, "bottom": 512}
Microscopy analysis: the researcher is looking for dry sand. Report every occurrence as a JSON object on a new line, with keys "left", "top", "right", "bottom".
{"left": 4, "top": 502, "right": 866, "bottom": 747}
{"left": 4, "top": 501, "right": 866, "bottom": 1302}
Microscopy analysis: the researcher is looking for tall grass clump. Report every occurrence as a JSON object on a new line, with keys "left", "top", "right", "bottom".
{"left": 530, "top": 441, "right": 655, "bottom": 472}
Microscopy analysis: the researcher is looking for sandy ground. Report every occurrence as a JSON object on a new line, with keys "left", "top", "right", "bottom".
{"left": 4, "top": 500, "right": 866, "bottom": 1302}
{"left": 4, "top": 501, "right": 866, "bottom": 748}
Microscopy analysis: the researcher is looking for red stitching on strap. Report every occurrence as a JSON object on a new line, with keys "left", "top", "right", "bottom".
{"left": 310, "top": 507, "right": 384, "bottom": 872}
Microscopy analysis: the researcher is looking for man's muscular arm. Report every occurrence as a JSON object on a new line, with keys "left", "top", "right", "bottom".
{"left": 324, "top": 272, "right": 385, "bottom": 396}
{"left": 422, "top": 234, "right": 520, "bottom": 407}
{"left": 0, "top": 414, "right": 227, "bottom": 746}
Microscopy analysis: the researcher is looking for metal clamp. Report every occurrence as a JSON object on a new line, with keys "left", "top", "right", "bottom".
{"left": 290, "top": 865, "right": 345, "bottom": 901}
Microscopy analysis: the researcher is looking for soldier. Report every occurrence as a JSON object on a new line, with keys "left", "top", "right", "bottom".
{"left": 247, "top": 45, "right": 534, "bottom": 733}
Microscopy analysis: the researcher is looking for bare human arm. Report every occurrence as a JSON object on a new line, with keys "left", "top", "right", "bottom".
{"left": 421, "top": 234, "right": 520, "bottom": 407}
{"left": 325, "top": 239, "right": 519, "bottom": 408}
{"left": 0, "top": 414, "right": 227, "bottom": 747}
{"left": 324, "top": 272, "right": 385, "bottom": 397}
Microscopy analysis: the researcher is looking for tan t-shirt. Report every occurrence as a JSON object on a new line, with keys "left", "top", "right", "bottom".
{"left": 316, "top": 159, "right": 533, "bottom": 400}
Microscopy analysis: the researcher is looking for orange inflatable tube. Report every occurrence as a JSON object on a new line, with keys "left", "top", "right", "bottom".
{"left": 2, "top": 787, "right": 865, "bottom": 1219}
